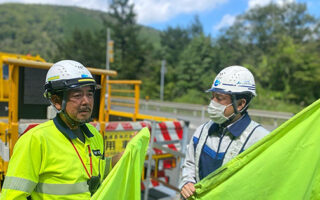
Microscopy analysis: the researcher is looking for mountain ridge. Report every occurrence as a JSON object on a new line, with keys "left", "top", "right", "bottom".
{"left": 0, "top": 3, "right": 161, "bottom": 61}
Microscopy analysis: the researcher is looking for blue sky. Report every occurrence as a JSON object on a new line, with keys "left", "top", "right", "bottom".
{"left": 0, "top": 0, "right": 319, "bottom": 37}
{"left": 139, "top": 0, "right": 320, "bottom": 37}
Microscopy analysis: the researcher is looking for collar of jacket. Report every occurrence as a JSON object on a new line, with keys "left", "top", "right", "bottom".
{"left": 53, "top": 114, "right": 94, "bottom": 139}
{"left": 209, "top": 112, "right": 251, "bottom": 138}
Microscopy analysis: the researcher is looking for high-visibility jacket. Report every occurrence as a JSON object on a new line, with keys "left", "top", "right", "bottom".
{"left": 1, "top": 115, "right": 111, "bottom": 200}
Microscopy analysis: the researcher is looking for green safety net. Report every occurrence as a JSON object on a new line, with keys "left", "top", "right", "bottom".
{"left": 91, "top": 127, "right": 150, "bottom": 200}
{"left": 190, "top": 99, "right": 320, "bottom": 200}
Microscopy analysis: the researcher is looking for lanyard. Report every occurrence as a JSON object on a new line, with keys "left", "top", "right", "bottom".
{"left": 69, "top": 139, "right": 92, "bottom": 178}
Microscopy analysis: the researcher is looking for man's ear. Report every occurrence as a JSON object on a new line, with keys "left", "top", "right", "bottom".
{"left": 51, "top": 95, "right": 62, "bottom": 111}
{"left": 237, "top": 99, "right": 247, "bottom": 111}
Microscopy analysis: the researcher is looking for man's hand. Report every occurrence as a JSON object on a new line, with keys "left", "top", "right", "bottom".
{"left": 129, "top": 131, "right": 138, "bottom": 140}
{"left": 181, "top": 182, "right": 195, "bottom": 199}
{"left": 111, "top": 151, "right": 123, "bottom": 167}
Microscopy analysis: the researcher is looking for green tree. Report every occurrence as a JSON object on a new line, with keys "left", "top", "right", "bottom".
{"left": 215, "top": 1, "right": 320, "bottom": 105}
{"left": 106, "top": 0, "right": 146, "bottom": 79}
{"left": 54, "top": 29, "right": 105, "bottom": 68}
{"left": 220, "top": 2, "right": 317, "bottom": 55}
{"left": 160, "top": 26, "right": 190, "bottom": 67}
{"left": 172, "top": 34, "right": 215, "bottom": 103}
{"left": 251, "top": 35, "right": 320, "bottom": 105}
{"left": 188, "top": 15, "right": 204, "bottom": 38}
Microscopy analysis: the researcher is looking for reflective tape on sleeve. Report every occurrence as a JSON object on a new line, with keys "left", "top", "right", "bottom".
{"left": 35, "top": 181, "right": 89, "bottom": 195}
{"left": 2, "top": 176, "right": 37, "bottom": 193}
{"left": 103, "top": 157, "right": 112, "bottom": 179}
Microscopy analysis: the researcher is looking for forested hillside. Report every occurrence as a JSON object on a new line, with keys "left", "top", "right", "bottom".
{"left": 1, "top": 1, "right": 320, "bottom": 113}
{"left": 0, "top": 3, "right": 160, "bottom": 59}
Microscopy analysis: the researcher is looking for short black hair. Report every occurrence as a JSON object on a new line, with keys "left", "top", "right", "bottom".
{"left": 235, "top": 92, "right": 254, "bottom": 113}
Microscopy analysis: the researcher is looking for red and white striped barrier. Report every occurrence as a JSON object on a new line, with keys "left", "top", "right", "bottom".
{"left": 103, "top": 120, "right": 185, "bottom": 154}
{"left": 19, "top": 123, "right": 40, "bottom": 136}
{"left": 152, "top": 121, "right": 185, "bottom": 154}
{"left": 141, "top": 176, "right": 168, "bottom": 190}
{"left": 105, "top": 121, "right": 151, "bottom": 132}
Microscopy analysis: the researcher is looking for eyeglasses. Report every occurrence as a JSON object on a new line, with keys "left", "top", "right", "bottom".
{"left": 69, "top": 91, "right": 94, "bottom": 101}
{"left": 208, "top": 92, "right": 231, "bottom": 102}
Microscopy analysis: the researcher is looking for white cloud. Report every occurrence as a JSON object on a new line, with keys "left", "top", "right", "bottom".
{"left": 0, "top": 0, "right": 109, "bottom": 11}
{"left": 130, "top": 0, "right": 228, "bottom": 24}
{"left": 0, "top": 0, "right": 228, "bottom": 24}
{"left": 213, "top": 14, "right": 236, "bottom": 31}
{"left": 248, "top": 0, "right": 295, "bottom": 9}
{"left": 212, "top": 0, "right": 296, "bottom": 33}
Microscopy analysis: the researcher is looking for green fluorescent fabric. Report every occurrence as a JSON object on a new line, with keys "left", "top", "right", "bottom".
{"left": 191, "top": 99, "right": 320, "bottom": 200}
{"left": 91, "top": 127, "right": 150, "bottom": 200}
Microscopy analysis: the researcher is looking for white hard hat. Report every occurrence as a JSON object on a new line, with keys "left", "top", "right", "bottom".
{"left": 44, "top": 60, "right": 97, "bottom": 98}
{"left": 207, "top": 66, "right": 256, "bottom": 96}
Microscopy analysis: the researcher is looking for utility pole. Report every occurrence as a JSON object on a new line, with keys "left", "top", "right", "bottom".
{"left": 160, "top": 60, "right": 166, "bottom": 101}
{"left": 106, "top": 28, "right": 110, "bottom": 74}
{"left": 105, "top": 28, "right": 111, "bottom": 110}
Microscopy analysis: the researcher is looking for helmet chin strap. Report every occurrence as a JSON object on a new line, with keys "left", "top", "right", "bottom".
{"left": 231, "top": 94, "right": 240, "bottom": 115}
{"left": 61, "top": 110, "right": 81, "bottom": 128}
{"left": 221, "top": 94, "right": 243, "bottom": 127}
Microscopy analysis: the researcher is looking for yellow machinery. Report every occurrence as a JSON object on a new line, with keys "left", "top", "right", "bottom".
{"left": 0, "top": 52, "right": 48, "bottom": 181}
{"left": 0, "top": 52, "right": 45, "bottom": 119}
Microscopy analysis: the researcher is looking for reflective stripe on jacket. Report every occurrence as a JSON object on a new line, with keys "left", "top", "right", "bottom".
{"left": 1, "top": 116, "right": 111, "bottom": 200}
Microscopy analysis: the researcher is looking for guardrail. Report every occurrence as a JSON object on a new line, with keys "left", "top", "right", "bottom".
{"left": 106, "top": 80, "right": 141, "bottom": 121}
{"left": 138, "top": 100, "right": 294, "bottom": 129}
{"left": 106, "top": 81, "right": 176, "bottom": 122}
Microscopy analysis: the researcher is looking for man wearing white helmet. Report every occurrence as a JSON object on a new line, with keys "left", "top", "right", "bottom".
{"left": 179, "top": 66, "right": 269, "bottom": 199}
{"left": 1, "top": 60, "right": 120, "bottom": 199}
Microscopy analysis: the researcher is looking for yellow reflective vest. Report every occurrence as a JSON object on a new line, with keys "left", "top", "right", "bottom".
{"left": 1, "top": 115, "right": 111, "bottom": 200}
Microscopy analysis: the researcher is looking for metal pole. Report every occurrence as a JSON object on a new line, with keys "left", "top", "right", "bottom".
{"left": 106, "top": 28, "right": 110, "bottom": 72}
{"left": 201, "top": 106, "right": 205, "bottom": 122}
{"left": 144, "top": 121, "right": 157, "bottom": 200}
{"left": 160, "top": 60, "right": 165, "bottom": 101}
{"left": 180, "top": 121, "right": 189, "bottom": 168}
{"left": 106, "top": 28, "right": 110, "bottom": 109}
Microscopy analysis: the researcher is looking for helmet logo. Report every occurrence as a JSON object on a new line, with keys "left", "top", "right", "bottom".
{"left": 48, "top": 76, "right": 60, "bottom": 81}
{"left": 81, "top": 74, "right": 89, "bottom": 78}
{"left": 214, "top": 79, "right": 221, "bottom": 86}
{"left": 237, "top": 80, "right": 251, "bottom": 85}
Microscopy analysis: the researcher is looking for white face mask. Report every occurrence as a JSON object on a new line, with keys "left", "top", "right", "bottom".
{"left": 207, "top": 100, "right": 233, "bottom": 124}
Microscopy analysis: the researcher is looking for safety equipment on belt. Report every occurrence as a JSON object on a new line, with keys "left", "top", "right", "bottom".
{"left": 88, "top": 175, "right": 101, "bottom": 195}
{"left": 207, "top": 66, "right": 256, "bottom": 96}
{"left": 44, "top": 60, "right": 98, "bottom": 99}
{"left": 207, "top": 100, "right": 233, "bottom": 124}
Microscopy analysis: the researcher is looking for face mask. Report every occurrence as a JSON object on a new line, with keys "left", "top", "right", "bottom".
{"left": 207, "top": 100, "right": 233, "bottom": 124}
